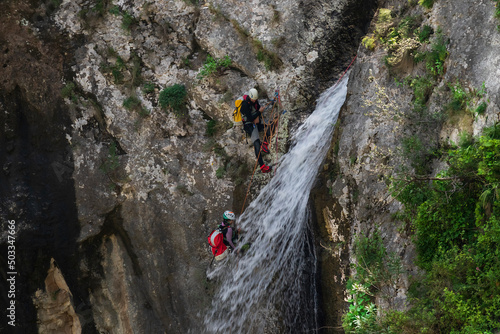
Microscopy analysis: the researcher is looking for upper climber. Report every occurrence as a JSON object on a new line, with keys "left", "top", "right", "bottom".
{"left": 240, "top": 88, "right": 272, "bottom": 173}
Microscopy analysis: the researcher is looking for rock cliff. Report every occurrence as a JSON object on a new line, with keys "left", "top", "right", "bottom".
{"left": 0, "top": 0, "right": 375, "bottom": 333}
{"left": 3, "top": 0, "right": 497, "bottom": 332}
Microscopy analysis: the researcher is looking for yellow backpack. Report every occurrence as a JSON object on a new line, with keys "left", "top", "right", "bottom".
{"left": 233, "top": 97, "right": 243, "bottom": 125}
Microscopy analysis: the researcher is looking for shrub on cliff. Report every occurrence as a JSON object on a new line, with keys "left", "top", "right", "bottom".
{"left": 159, "top": 84, "right": 187, "bottom": 116}
{"left": 197, "top": 55, "right": 232, "bottom": 81}
{"left": 386, "top": 122, "right": 500, "bottom": 333}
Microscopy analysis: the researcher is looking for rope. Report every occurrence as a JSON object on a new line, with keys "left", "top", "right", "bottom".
{"left": 335, "top": 54, "right": 357, "bottom": 88}
{"left": 238, "top": 54, "right": 357, "bottom": 214}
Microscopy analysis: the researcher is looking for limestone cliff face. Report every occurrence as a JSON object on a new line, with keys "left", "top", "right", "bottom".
{"left": 0, "top": 0, "right": 375, "bottom": 333}
{"left": 314, "top": 0, "right": 500, "bottom": 330}
{"left": 5, "top": 0, "right": 498, "bottom": 332}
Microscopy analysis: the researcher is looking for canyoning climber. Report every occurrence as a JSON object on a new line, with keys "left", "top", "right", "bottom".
{"left": 208, "top": 210, "right": 239, "bottom": 262}
{"left": 241, "top": 88, "right": 272, "bottom": 173}
{"left": 218, "top": 210, "right": 238, "bottom": 250}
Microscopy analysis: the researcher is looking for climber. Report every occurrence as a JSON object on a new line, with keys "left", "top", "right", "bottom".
{"left": 241, "top": 88, "right": 272, "bottom": 173}
{"left": 208, "top": 210, "right": 238, "bottom": 262}
{"left": 218, "top": 210, "right": 238, "bottom": 251}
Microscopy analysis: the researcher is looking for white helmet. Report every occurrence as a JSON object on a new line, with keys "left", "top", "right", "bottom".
{"left": 248, "top": 88, "right": 258, "bottom": 100}
{"left": 223, "top": 210, "right": 236, "bottom": 221}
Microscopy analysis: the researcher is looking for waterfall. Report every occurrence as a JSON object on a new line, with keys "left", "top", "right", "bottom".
{"left": 203, "top": 75, "right": 349, "bottom": 333}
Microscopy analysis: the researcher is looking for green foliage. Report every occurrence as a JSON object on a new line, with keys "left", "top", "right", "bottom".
{"left": 61, "top": 82, "right": 78, "bottom": 103}
{"left": 483, "top": 122, "right": 500, "bottom": 139}
{"left": 77, "top": 0, "right": 111, "bottom": 24}
{"left": 108, "top": 5, "right": 120, "bottom": 15}
{"left": 182, "top": 57, "right": 191, "bottom": 69}
{"left": 352, "top": 229, "right": 387, "bottom": 283}
{"left": 99, "top": 49, "right": 144, "bottom": 87}
{"left": 419, "top": 0, "right": 435, "bottom": 9}
{"left": 343, "top": 229, "right": 403, "bottom": 333}
{"left": 101, "top": 141, "right": 120, "bottom": 173}
{"left": 425, "top": 29, "right": 449, "bottom": 77}
{"left": 448, "top": 80, "right": 468, "bottom": 111}
{"left": 130, "top": 52, "right": 143, "bottom": 87}
{"left": 375, "top": 14, "right": 424, "bottom": 68}
{"left": 252, "top": 39, "right": 282, "bottom": 71}
{"left": 123, "top": 96, "right": 141, "bottom": 110}
{"left": 447, "top": 80, "right": 488, "bottom": 115}
{"left": 197, "top": 55, "right": 232, "bottom": 81}
{"left": 142, "top": 82, "right": 155, "bottom": 94}
{"left": 384, "top": 15, "right": 420, "bottom": 44}
{"left": 400, "top": 134, "right": 437, "bottom": 175}
{"left": 215, "top": 167, "right": 225, "bottom": 179}
{"left": 387, "top": 123, "right": 500, "bottom": 333}
{"left": 375, "top": 8, "right": 393, "bottom": 38}
{"left": 121, "top": 11, "right": 136, "bottom": 31}
{"left": 206, "top": 119, "right": 217, "bottom": 137}
{"left": 123, "top": 96, "right": 149, "bottom": 117}
{"left": 343, "top": 282, "right": 378, "bottom": 333}
{"left": 49, "top": 0, "right": 62, "bottom": 9}
{"left": 407, "top": 75, "right": 434, "bottom": 112}
{"left": 109, "top": 6, "right": 137, "bottom": 31}
{"left": 362, "top": 36, "right": 376, "bottom": 50}
{"left": 475, "top": 101, "right": 487, "bottom": 115}
{"left": 458, "top": 131, "right": 474, "bottom": 148}
{"left": 402, "top": 135, "right": 425, "bottom": 171}
{"left": 495, "top": 0, "right": 500, "bottom": 19}
{"left": 100, "top": 50, "right": 125, "bottom": 84}
{"left": 418, "top": 25, "right": 433, "bottom": 42}
{"left": 94, "top": 0, "right": 108, "bottom": 15}
{"left": 159, "top": 84, "right": 187, "bottom": 114}
{"left": 182, "top": 0, "right": 199, "bottom": 5}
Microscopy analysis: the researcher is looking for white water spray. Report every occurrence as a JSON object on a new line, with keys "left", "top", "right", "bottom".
{"left": 204, "top": 75, "right": 349, "bottom": 333}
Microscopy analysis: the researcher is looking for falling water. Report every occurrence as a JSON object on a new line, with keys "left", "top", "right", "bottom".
{"left": 204, "top": 75, "right": 349, "bottom": 333}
